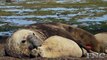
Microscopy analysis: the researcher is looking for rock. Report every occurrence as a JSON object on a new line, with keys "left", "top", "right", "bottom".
{"left": 0, "top": 44, "right": 5, "bottom": 57}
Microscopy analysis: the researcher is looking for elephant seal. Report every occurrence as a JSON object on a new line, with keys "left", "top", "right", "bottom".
{"left": 31, "top": 36, "right": 87, "bottom": 58}
{"left": 28, "top": 23, "right": 99, "bottom": 52}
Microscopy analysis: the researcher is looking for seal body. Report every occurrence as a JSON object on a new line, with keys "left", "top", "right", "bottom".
{"left": 95, "top": 32, "right": 107, "bottom": 53}
{"left": 32, "top": 36, "right": 86, "bottom": 58}
{"left": 28, "top": 23, "right": 99, "bottom": 52}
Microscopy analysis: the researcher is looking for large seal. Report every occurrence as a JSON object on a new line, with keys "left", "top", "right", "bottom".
{"left": 31, "top": 36, "right": 87, "bottom": 58}
{"left": 5, "top": 26, "right": 77, "bottom": 58}
{"left": 28, "top": 23, "right": 100, "bottom": 52}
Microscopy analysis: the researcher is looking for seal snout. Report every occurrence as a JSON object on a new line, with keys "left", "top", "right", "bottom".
{"left": 27, "top": 34, "right": 43, "bottom": 50}
{"left": 27, "top": 35, "right": 37, "bottom": 50}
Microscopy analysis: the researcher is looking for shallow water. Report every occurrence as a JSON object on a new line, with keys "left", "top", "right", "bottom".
{"left": 4, "top": 9, "right": 37, "bottom": 12}
{"left": 3, "top": 19, "right": 36, "bottom": 26}
{"left": 0, "top": 31, "right": 12, "bottom": 36}
{"left": 0, "top": 15, "right": 36, "bottom": 19}
{"left": 41, "top": 8, "right": 78, "bottom": 11}
{"left": 77, "top": 14, "right": 107, "bottom": 22}
{"left": 0, "top": 3, "right": 107, "bottom": 36}
{"left": 0, "top": 6, "right": 22, "bottom": 9}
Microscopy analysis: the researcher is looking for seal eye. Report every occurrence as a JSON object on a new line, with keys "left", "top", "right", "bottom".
{"left": 21, "top": 40, "right": 26, "bottom": 43}
{"left": 33, "top": 33, "right": 35, "bottom": 35}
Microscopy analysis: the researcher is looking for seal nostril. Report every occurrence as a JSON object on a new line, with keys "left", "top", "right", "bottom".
{"left": 21, "top": 40, "right": 26, "bottom": 43}
{"left": 29, "top": 45, "right": 34, "bottom": 50}
{"left": 29, "top": 44, "right": 38, "bottom": 51}
{"left": 33, "top": 45, "right": 38, "bottom": 49}
{"left": 33, "top": 33, "right": 35, "bottom": 35}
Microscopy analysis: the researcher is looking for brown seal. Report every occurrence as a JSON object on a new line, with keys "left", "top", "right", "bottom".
{"left": 28, "top": 22, "right": 100, "bottom": 52}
